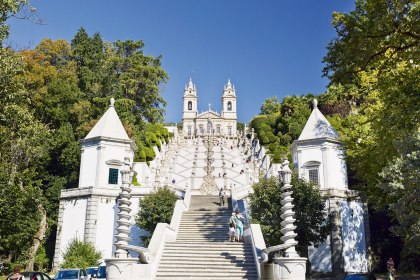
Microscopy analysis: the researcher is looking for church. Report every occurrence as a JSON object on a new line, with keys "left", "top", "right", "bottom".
{"left": 182, "top": 78, "right": 237, "bottom": 137}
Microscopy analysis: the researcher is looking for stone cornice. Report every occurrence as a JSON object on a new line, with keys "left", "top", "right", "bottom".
{"left": 80, "top": 136, "right": 137, "bottom": 151}
{"left": 320, "top": 188, "right": 363, "bottom": 200}
{"left": 291, "top": 137, "right": 343, "bottom": 151}
{"left": 60, "top": 186, "right": 150, "bottom": 199}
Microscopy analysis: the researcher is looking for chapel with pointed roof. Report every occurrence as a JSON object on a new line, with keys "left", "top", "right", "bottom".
{"left": 290, "top": 99, "right": 369, "bottom": 274}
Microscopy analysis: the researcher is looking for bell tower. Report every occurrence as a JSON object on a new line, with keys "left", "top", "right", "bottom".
{"left": 221, "top": 79, "right": 237, "bottom": 120}
{"left": 182, "top": 78, "right": 198, "bottom": 136}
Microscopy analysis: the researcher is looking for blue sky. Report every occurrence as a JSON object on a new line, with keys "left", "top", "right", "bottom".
{"left": 8, "top": 0, "right": 354, "bottom": 123}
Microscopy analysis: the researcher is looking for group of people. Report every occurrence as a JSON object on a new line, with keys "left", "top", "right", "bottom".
{"left": 229, "top": 210, "right": 245, "bottom": 242}
{"left": 218, "top": 188, "right": 245, "bottom": 242}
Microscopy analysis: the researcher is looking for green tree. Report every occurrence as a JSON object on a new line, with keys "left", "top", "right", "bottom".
{"left": 249, "top": 175, "right": 331, "bottom": 257}
{"left": 61, "top": 238, "right": 102, "bottom": 269}
{"left": 136, "top": 187, "right": 178, "bottom": 246}
{"left": 323, "top": 0, "right": 420, "bottom": 85}
{"left": 322, "top": 0, "right": 420, "bottom": 267}
{"left": 375, "top": 133, "right": 420, "bottom": 257}
{"left": 260, "top": 96, "right": 281, "bottom": 115}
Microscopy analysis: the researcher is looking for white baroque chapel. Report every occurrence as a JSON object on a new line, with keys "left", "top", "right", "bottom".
{"left": 182, "top": 79, "right": 238, "bottom": 137}
{"left": 53, "top": 80, "right": 369, "bottom": 279}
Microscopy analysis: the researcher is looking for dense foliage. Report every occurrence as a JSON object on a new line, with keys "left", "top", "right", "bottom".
{"left": 60, "top": 239, "right": 102, "bottom": 269}
{"left": 250, "top": 95, "right": 315, "bottom": 162}
{"left": 250, "top": 0, "right": 419, "bottom": 270}
{"left": 0, "top": 2, "right": 169, "bottom": 271}
{"left": 136, "top": 187, "right": 178, "bottom": 246}
{"left": 249, "top": 175, "right": 331, "bottom": 257}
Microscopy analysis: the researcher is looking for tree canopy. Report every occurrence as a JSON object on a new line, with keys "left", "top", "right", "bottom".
{"left": 0, "top": 17, "right": 169, "bottom": 271}
{"left": 136, "top": 187, "right": 178, "bottom": 246}
{"left": 249, "top": 0, "right": 419, "bottom": 270}
{"left": 249, "top": 175, "right": 331, "bottom": 257}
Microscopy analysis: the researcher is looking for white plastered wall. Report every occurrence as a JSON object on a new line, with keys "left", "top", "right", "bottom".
{"left": 292, "top": 140, "right": 348, "bottom": 191}
{"left": 58, "top": 198, "right": 88, "bottom": 263}
{"left": 79, "top": 140, "right": 134, "bottom": 189}
{"left": 94, "top": 198, "right": 118, "bottom": 258}
{"left": 340, "top": 200, "right": 368, "bottom": 273}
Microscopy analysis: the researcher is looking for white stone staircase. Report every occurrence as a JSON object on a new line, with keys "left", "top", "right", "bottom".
{"left": 155, "top": 195, "right": 258, "bottom": 279}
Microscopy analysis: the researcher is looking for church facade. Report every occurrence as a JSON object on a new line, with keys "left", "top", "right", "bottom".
{"left": 182, "top": 79, "right": 237, "bottom": 137}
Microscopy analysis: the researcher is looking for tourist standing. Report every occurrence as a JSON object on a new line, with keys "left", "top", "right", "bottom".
{"left": 234, "top": 209, "right": 244, "bottom": 242}
{"left": 229, "top": 212, "right": 236, "bottom": 242}
{"left": 219, "top": 188, "right": 226, "bottom": 206}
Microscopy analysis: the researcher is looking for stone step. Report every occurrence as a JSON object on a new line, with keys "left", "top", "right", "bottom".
{"left": 157, "top": 267, "right": 257, "bottom": 272}
{"left": 162, "top": 247, "right": 253, "bottom": 253}
{"left": 161, "top": 250, "right": 254, "bottom": 255}
{"left": 158, "top": 261, "right": 255, "bottom": 266}
{"left": 156, "top": 196, "right": 257, "bottom": 280}
{"left": 156, "top": 271, "right": 258, "bottom": 278}
{"left": 165, "top": 242, "right": 249, "bottom": 246}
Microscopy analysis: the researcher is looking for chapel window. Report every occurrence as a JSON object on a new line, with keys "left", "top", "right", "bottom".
{"left": 227, "top": 101, "right": 232, "bottom": 111}
{"left": 188, "top": 101, "right": 192, "bottom": 110}
{"left": 308, "top": 169, "right": 319, "bottom": 185}
{"left": 108, "top": 168, "right": 119, "bottom": 185}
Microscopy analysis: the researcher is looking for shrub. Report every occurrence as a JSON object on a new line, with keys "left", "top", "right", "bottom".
{"left": 272, "top": 150, "right": 282, "bottom": 163}
{"left": 144, "top": 147, "right": 155, "bottom": 162}
{"left": 138, "top": 150, "right": 146, "bottom": 162}
{"left": 61, "top": 238, "right": 102, "bottom": 269}
{"left": 136, "top": 187, "right": 178, "bottom": 246}
{"left": 261, "top": 136, "right": 270, "bottom": 145}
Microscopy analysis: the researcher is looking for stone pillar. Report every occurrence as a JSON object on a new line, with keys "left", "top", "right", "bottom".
{"left": 261, "top": 160, "right": 306, "bottom": 280}
{"left": 321, "top": 145, "right": 329, "bottom": 189}
{"left": 53, "top": 199, "right": 66, "bottom": 269}
{"left": 114, "top": 158, "right": 134, "bottom": 258}
{"left": 106, "top": 158, "right": 143, "bottom": 280}
{"left": 84, "top": 196, "right": 99, "bottom": 244}
{"left": 279, "top": 161, "right": 299, "bottom": 258}
{"left": 330, "top": 197, "right": 344, "bottom": 275}
{"left": 95, "top": 145, "right": 105, "bottom": 187}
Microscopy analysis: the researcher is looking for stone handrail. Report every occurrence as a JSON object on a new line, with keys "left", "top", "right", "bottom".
{"left": 169, "top": 199, "right": 188, "bottom": 234}
{"left": 245, "top": 224, "right": 266, "bottom": 278}
{"left": 146, "top": 223, "right": 176, "bottom": 278}
{"left": 183, "top": 184, "right": 192, "bottom": 210}
{"left": 144, "top": 187, "right": 191, "bottom": 278}
{"left": 260, "top": 242, "right": 297, "bottom": 263}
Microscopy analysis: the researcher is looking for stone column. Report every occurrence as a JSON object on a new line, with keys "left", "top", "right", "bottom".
{"left": 95, "top": 145, "right": 105, "bottom": 187}
{"left": 106, "top": 158, "right": 142, "bottom": 280}
{"left": 261, "top": 160, "right": 306, "bottom": 280}
{"left": 330, "top": 197, "right": 344, "bottom": 275}
{"left": 321, "top": 145, "right": 329, "bottom": 189}
{"left": 114, "top": 158, "right": 134, "bottom": 258}
{"left": 279, "top": 161, "right": 299, "bottom": 258}
{"left": 84, "top": 196, "right": 99, "bottom": 244}
{"left": 53, "top": 199, "right": 66, "bottom": 269}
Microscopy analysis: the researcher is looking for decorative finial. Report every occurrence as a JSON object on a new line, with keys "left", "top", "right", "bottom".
{"left": 313, "top": 99, "right": 318, "bottom": 109}
{"left": 227, "top": 78, "right": 231, "bottom": 86}
{"left": 110, "top": 98, "right": 115, "bottom": 107}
